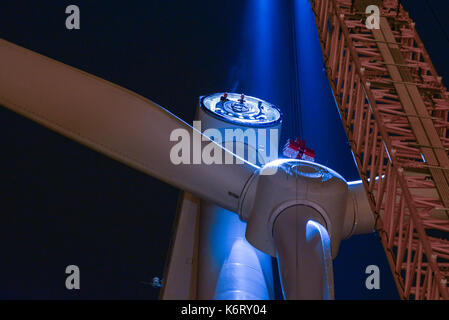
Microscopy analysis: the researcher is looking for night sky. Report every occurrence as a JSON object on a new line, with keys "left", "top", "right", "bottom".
{"left": 0, "top": 0, "right": 447, "bottom": 299}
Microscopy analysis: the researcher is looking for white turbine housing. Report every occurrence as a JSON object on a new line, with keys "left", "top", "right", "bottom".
{"left": 239, "top": 159, "right": 353, "bottom": 258}
{"left": 0, "top": 39, "right": 378, "bottom": 300}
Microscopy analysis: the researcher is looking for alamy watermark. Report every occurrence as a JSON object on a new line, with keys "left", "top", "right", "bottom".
{"left": 365, "top": 265, "right": 380, "bottom": 290}
{"left": 169, "top": 121, "right": 279, "bottom": 174}
{"left": 65, "top": 5, "right": 80, "bottom": 30}
{"left": 65, "top": 265, "right": 80, "bottom": 290}
{"left": 365, "top": 5, "right": 380, "bottom": 30}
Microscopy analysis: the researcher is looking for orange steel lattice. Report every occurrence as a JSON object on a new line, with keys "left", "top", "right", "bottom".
{"left": 309, "top": 0, "right": 449, "bottom": 299}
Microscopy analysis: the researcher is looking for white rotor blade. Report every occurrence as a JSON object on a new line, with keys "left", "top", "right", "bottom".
{"left": 0, "top": 39, "right": 257, "bottom": 212}
{"left": 273, "top": 206, "right": 334, "bottom": 300}
{"left": 347, "top": 180, "right": 376, "bottom": 235}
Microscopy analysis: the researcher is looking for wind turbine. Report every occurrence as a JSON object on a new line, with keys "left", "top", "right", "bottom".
{"left": 0, "top": 39, "right": 375, "bottom": 299}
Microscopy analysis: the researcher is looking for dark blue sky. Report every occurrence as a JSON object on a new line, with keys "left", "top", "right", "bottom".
{"left": 0, "top": 0, "right": 447, "bottom": 299}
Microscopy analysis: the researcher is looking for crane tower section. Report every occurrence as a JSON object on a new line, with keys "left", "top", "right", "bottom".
{"left": 310, "top": 0, "right": 449, "bottom": 299}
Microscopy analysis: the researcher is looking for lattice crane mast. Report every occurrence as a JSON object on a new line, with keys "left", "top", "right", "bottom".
{"left": 310, "top": 0, "right": 449, "bottom": 299}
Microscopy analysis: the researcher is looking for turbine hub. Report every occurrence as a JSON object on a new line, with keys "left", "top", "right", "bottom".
{"left": 239, "top": 159, "right": 351, "bottom": 258}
